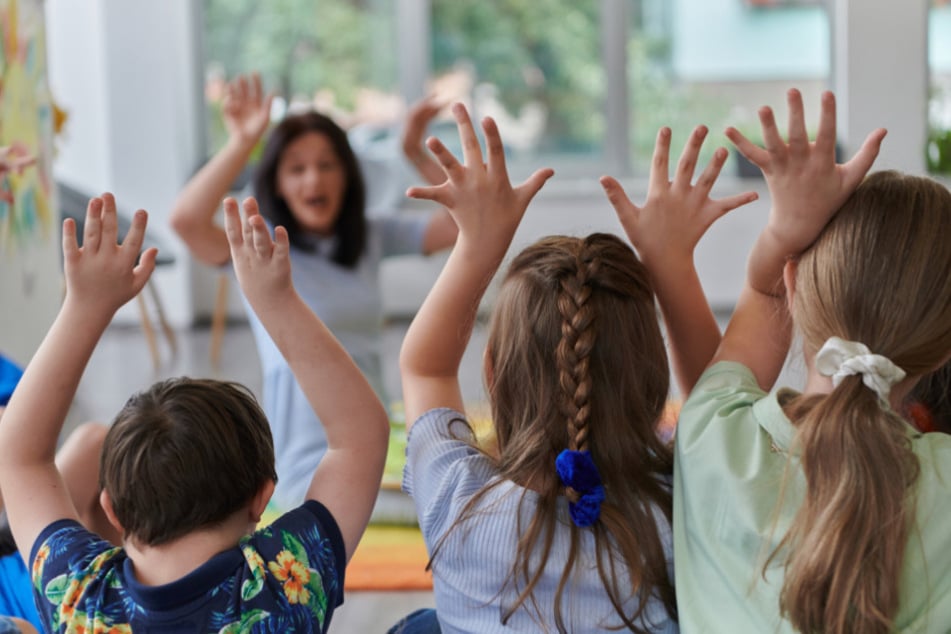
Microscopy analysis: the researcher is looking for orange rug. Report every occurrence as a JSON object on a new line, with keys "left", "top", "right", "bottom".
{"left": 345, "top": 524, "right": 431, "bottom": 591}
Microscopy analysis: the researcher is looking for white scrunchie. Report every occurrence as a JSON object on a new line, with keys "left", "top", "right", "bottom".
{"left": 814, "top": 336, "right": 906, "bottom": 403}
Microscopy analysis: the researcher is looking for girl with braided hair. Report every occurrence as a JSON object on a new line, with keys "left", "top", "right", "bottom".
{"left": 395, "top": 102, "right": 756, "bottom": 633}
{"left": 673, "top": 89, "right": 951, "bottom": 633}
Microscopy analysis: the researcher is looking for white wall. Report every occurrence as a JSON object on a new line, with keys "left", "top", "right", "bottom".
{"left": 46, "top": 0, "right": 203, "bottom": 327}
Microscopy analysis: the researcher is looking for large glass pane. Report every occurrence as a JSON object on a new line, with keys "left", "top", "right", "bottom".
{"left": 929, "top": 0, "right": 951, "bottom": 175}
{"left": 202, "top": 0, "right": 400, "bottom": 154}
{"left": 630, "top": 0, "right": 830, "bottom": 176}
{"left": 429, "top": 1, "right": 606, "bottom": 174}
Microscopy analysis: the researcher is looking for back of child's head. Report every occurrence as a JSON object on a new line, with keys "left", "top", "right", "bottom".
{"left": 100, "top": 377, "right": 277, "bottom": 547}
{"left": 477, "top": 232, "right": 675, "bottom": 628}
{"left": 779, "top": 170, "right": 951, "bottom": 633}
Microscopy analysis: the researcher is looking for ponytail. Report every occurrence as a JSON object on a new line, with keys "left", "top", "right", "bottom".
{"left": 777, "top": 171, "right": 951, "bottom": 632}
{"left": 776, "top": 379, "right": 918, "bottom": 633}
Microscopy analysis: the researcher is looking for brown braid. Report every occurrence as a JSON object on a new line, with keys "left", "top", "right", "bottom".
{"left": 430, "top": 233, "right": 677, "bottom": 632}
{"left": 555, "top": 242, "right": 599, "bottom": 504}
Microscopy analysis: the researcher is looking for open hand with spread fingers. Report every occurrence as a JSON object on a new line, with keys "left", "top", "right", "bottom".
{"left": 602, "top": 125, "right": 758, "bottom": 269}
{"left": 726, "top": 88, "right": 886, "bottom": 254}
{"left": 62, "top": 193, "right": 157, "bottom": 318}
{"left": 223, "top": 196, "right": 294, "bottom": 308}
{"left": 222, "top": 73, "right": 274, "bottom": 148}
{"left": 406, "top": 102, "right": 554, "bottom": 260}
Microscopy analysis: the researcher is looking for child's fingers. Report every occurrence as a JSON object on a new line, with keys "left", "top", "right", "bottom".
{"left": 482, "top": 117, "right": 508, "bottom": 179}
{"left": 406, "top": 184, "right": 451, "bottom": 207}
{"left": 758, "top": 106, "right": 784, "bottom": 155}
{"left": 425, "top": 136, "right": 463, "bottom": 181}
{"left": 599, "top": 175, "right": 638, "bottom": 217}
{"left": 242, "top": 196, "right": 261, "bottom": 218}
{"left": 121, "top": 209, "right": 149, "bottom": 257}
{"left": 100, "top": 193, "right": 120, "bottom": 247}
{"left": 649, "top": 127, "right": 672, "bottom": 192}
{"left": 83, "top": 197, "right": 104, "bottom": 253}
{"left": 451, "top": 103, "right": 484, "bottom": 168}
{"left": 675, "top": 125, "right": 708, "bottom": 186}
{"left": 725, "top": 127, "right": 769, "bottom": 169}
{"left": 786, "top": 88, "right": 808, "bottom": 155}
{"left": 62, "top": 218, "right": 79, "bottom": 260}
{"left": 842, "top": 127, "right": 887, "bottom": 191}
{"left": 516, "top": 167, "right": 554, "bottom": 205}
{"left": 694, "top": 147, "right": 729, "bottom": 195}
{"left": 713, "top": 191, "right": 759, "bottom": 216}
{"left": 815, "top": 91, "right": 837, "bottom": 156}
{"left": 249, "top": 215, "right": 273, "bottom": 257}
{"left": 222, "top": 198, "right": 244, "bottom": 247}
{"left": 132, "top": 247, "right": 158, "bottom": 292}
{"left": 273, "top": 225, "right": 290, "bottom": 257}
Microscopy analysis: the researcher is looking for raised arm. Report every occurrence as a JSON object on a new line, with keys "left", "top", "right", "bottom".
{"left": 0, "top": 194, "right": 156, "bottom": 560}
{"left": 714, "top": 89, "right": 886, "bottom": 388}
{"left": 170, "top": 73, "right": 273, "bottom": 266}
{"left": 224, "top": 197, "right": 388, "bottom": 562}
{"left": 399, "top": 103, "right": 553, "bottom": 427}
{"left": 602, "top": 125, "right": 758, "bottom": 394}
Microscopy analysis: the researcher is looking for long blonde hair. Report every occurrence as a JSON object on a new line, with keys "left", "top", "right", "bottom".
{"left": 776, "top": 171, "right": 951, "bottom": 633}
{"left": 434, "top": 233, "right": 675, "bottom": 632}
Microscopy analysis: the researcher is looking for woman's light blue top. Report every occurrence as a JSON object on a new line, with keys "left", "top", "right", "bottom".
{"left": 245, "top": 215, "right": 428, "bottom": 509}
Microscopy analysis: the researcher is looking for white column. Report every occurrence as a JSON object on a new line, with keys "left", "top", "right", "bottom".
{"left": 833, "top": 0, "right": 929, "bottom": 173}
{"left": 46, "top": 0, "right": 205, "bottom": 327}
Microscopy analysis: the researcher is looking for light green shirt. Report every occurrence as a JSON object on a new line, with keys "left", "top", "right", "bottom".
{"left": 674, "top": 361, "right": 951, "bottom": 633}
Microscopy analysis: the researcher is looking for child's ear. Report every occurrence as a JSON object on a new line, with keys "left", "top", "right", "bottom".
{"left": 783, "top": 258, "right": 798, "bottom": 311}
{"left": 249, "top": 480, "right": 275, "bottom": 524}
{"left": 99, "top": 490, "right": 124, "bottom": 537}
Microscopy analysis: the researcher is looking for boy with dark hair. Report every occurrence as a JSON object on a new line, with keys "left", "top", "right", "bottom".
{"left": 0, "top": 194, "right": 389, "bottom": 632}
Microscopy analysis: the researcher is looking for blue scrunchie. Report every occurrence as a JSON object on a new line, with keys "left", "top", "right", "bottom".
{"left": 555, "top": 449, "right": 605, "bottom": 528}
{"left": 0, "top": 355, "right": 23, "bottom": 407}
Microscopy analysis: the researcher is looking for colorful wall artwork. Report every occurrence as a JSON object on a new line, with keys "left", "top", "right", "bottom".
{"left": 0, "top": 0, "right": 62, "bottom": 365}
{"left": 0, "top": 0, "right": 55, "bottom": 249}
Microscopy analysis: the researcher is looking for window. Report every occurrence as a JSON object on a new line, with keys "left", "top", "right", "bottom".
{"left": 200, "top": 0, "right": 831, "bottom": 179}
{"left": 201, "top": 0, "right": 401, "bottom": 152}
{"left": 929, "top": 0, "right": 951, "bottom": 174}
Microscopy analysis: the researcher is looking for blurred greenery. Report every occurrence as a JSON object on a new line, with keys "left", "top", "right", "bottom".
{"left": 203, "top": 0, "right": 733, "bottom": 172}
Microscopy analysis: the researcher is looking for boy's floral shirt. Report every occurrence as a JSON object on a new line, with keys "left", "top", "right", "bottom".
{"left": 29, "top": 501, "right": 344, "bottom": 633}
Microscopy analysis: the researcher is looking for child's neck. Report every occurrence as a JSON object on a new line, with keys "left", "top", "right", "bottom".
{"left": 123, "top": 514, "right": 251, "bottom": 587}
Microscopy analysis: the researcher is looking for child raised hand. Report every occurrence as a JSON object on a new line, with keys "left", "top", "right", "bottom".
{"left": 397, "top": 104, "right": 679, "bottom": 632}
{"left": 717, "top": 89, "right": 886, "bottom": 388}
{"left": 667, "top": 89, "right": 951, "bottom": 634}
{"left": 0, "top": 193, "right": 156, "bottom": 562}
{"left": 601, "top": 124, "right": 758, "bottom": 393}
{"left": 223, "top": 197, "right": 389, "bottom": 562}
{"left": 400, "top": 103, "right": 553, "bottom": 421}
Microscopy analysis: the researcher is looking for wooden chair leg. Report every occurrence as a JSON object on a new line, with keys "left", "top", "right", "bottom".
{"left": 146, "top": 279, "right": 177, "bottom": 356}
{"left": 209, "top": 273, "right": 229, "bottom": 370}
{"left": 136, "top": 292, "right": 159, "bottom": 370}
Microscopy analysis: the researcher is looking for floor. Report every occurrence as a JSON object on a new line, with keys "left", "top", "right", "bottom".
{"left": 69, "top": 311, "right": 806, "bottom": 632}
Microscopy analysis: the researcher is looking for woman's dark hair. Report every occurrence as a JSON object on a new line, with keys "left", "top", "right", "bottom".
{"left": 252, "top": 111, "right": 367, "bottom": 268}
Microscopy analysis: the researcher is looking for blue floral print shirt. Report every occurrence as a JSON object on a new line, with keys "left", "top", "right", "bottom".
{"left": 30, "top": 501, "right": 345, "bottom": 633}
